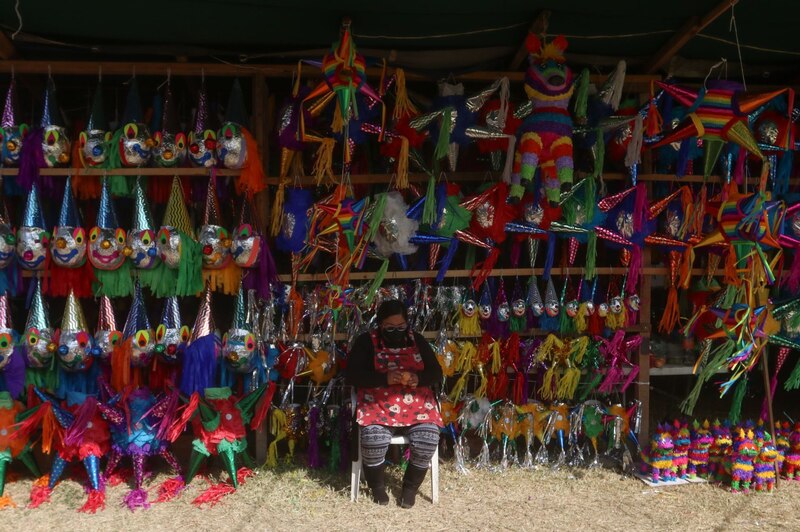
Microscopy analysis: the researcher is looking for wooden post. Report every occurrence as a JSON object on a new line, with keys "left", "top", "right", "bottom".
{"left": 761, "top": 347, "right": 779, "bottom": 488}
{"left": 251, "top": 73, "right": 271, "bottom": 464}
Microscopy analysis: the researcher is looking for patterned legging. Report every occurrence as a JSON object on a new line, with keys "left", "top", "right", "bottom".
{"left": 360, "top": 423, "right": 440, "bottom": 468}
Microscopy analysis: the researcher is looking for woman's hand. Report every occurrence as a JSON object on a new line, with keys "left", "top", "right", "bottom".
{"left": 387, "top": 370, "right": 404, "bottom": 386}
{"left": 404, "top": 372, "right": 419, "bottom": 388}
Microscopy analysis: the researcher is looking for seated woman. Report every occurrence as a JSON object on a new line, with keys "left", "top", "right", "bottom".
{"left": 347, "top": 299, "right": 443, "bottom": 508}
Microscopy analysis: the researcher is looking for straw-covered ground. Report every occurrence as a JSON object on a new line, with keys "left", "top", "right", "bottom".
{"left": 2, "top": 462, "right": 798, "bottom": 531}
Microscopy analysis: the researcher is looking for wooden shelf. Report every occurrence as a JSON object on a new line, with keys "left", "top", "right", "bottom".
{"left": 649, "top": 364, "right": 726, "bottom": 376}
{"left": 0, "top": 167, "right": 240, "bottom": 176}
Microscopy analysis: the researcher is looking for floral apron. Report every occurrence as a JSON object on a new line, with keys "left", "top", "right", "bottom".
{"left": 356, "top": 330, "right": 443, "bottom": 428}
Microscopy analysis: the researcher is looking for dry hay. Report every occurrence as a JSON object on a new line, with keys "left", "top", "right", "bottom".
{"left": 1, "top": 462, "right": 799, "bottom": 532}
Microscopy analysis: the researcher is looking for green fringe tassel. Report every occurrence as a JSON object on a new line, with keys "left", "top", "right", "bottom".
{"left": 422, "top": 175, "right": 437, "bottom": 226}
{"left": 464, "top": 245, "right": 476, "bottom": 272}
{"left": 784, "top": 357, "right": 800, "bottom": 391}
{"left": 25, "top": 366, "right": 58, "bottom": 394}
{"left": 578, "top": 371, "right": 603, "bottom": 401}
{"left": 559, "top": 307, "right": 575, "bottom": 335}
{"left": 140, "top": 263, "right": 175, "bottom": 298}
{"left": 177, "top": 234, "right": 204, "bottom": 296}
{"left": 574, "top": 69, "right": 590, "bottom": 121}
{"left": 103, "top": 130, "right": 132, "bottom": 196}
{"left": 509, "top": 314, "right": 527, "bottom": 333}
{"left": 434, "top": 108, "right": 452, "bottom": 162}
{"left": 680, "top": 338, "right": 734, "bottom": 415}
{"left": 584, "top": 173, "right": 596, "bottom": 224}
{"left": 365, "top": 193, "right": 386, "bottom": 243}
{"left": 93, "top": 261, "right": 134, "bottom": 297}
{"left": 586, "top": 233, "right": 597, "bottom": 280}
{"left": 592, "top": 130, "right": 605, "bottom": 179}
{"left": 728, "top": 377, "right": 747, "bottom": 425}
{"left": 364, "top": 259, "right": 389, "bottom": 307}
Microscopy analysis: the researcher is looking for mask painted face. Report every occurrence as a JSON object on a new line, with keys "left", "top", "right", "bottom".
{"left": 585, "top": 301, "right": 596, "bottom": 315}
{"left": 478, "top": 303, "right": 492, "bottom": 320}
{"left": 0, "top": 331, "right": 14, "bottom": 371}
{"left": 565, "top": 300, "right": 579, "bottom": 318}
{"left": 93, "top": 329, "right": 122, "bottom": 363}
{"left": 58, "top": 329, "right": 94, "bottom": 372}
{"left": 89, "top": 227, "right": 127, "bottom": 270}
{"left": 188, "top": 129, "right": 217, "bottom": 167}
{"left": 155, "top": 324, "right": 190, "bottom": 364}
{"left": 127, "top": 229, "right": 159, "bottom": 269}
{"left": 25, "top": 327, "right": 55, "bottom": 368}
{"left": 627, "top": 294, "right": 640, "bottom": 311}
{"left": 152, "top": 131, "right": 187, "bottom": 167}
{"left": 51, "top": 226, "right": 87, "bottom": 268}
{"left": 216, "top": 122, "right": 247, "bottom": 169}
{"left": 232, "top": 223, "right": 261, "bottom": 268}
{"left": 544, "top": 299, "right": 559, "bottom": 318}
{"left": 512, "top": 299, "right": 527, "bottom": 318}
{"left": 119, "top": 122, "right": 154, "bottom": 167}
{"left": 0, "top": 223, "right": 15, "bottom": 268}
{"left": 16, "top": 226, "right": 49, "bottom": 270}
{"left": 1, "top": 124, "right": 28, "bottom": 165}
{"left": 42, "top": 126, "right": 71, "bottom": 167}
{"left": 531, "top": 301, "right": 544, "bottom": 317}
{"left": 461, "top": 300, "right": 476, "bottom": 318}
{"left": 222, "top": 328, "right": 258, "bottom": 373}
{"left": 497, "top": 302, "right": 510, "bottom": 322}
{"left": 199, "top": 224, "right": 231, "bottom": 269}
{"left": 610, "top": 296, "right": 624, "bottom": 314}
{"left": 157, "top": 226, "right": 182, "bottom": 268}
{"left": 130, "top": 329, "right": 154, "bottom": 368}
{"left": 597, "top": 302, "right": 609, "bottom": 318}
{"left": 78, "top": 130, "right": 111, "bottom": 167}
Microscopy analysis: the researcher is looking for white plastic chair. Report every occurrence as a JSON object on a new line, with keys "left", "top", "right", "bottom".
{"left": 350, "top": 388, "right": 439, "bottom": 503}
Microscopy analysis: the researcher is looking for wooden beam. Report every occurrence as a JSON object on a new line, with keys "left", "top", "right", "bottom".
{"left": 509, "top": 10, "right": 551, "bottom": 70}
{"left": 644, "top": 0, "right": 738, "bottom": 74}
{"left": 0, "top": 31, "right": 16, "bottom": 60}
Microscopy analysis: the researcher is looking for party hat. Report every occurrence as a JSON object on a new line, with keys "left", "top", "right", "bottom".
{"left": 123, "top": 281, "right": 151, "bottom": 339}
{"left": 85, "top": 82, "right": 107, "bottom": 131}
{"left": 97, "top": 177, "right": 119, "bottom": 229}
{"left": 96, "top": 295, "right": 117, "bottom": 332}
{"left": 25, "top": 278, "right": 50, "bottom": 331}
{"left": 230, "top": 284, "right": 250, "bottom": 330}
{"left": 162, "top": 176, "right": 194, "bottom": 237}
{"left": 122, "top": 78, "right": 144, "bottom": 124}
{"left": 153, "top": 80, "right": 186, "bottom": 168}
{"left": 57, "top": 175, "right": 82, "bottom": 227}
{"left": 188, "top": 80, "right": 217, "bottom": 167}
{"left": 41, "top": 76, "right": 65, "bottom": 128}
{"left": 191, "top": 281, "right": 216, "bottom": 341}
{"left": 2, "top": 77, "right": 18, "bottom": 129}
{"left": 223, "top": 79, "right": 248, "bottom": 126}
{"left": 192, "top": 79, "right": 210, "bottom": 135}
{"left": 161, "top": 80, "right": 180, "bottom": 133}
{"left": 202, "top": 175, "right": 224, "bottom": 227}
{"left": 527, "top": 276, "right": 544, "bottom": 317}
{"left": 131, "top": 176, "right": 155, "bottom": 231}
{"left": 0, "top": 292, "right": 12, "bottom": 330}
{"left": 160, "top": 296, "right": 182, "bottom": 329}
{"left": 21, "top": 182, "right": 46, "bottom": 228}
{"left": 61, "top": 290, "right": 89, "bottom": 331}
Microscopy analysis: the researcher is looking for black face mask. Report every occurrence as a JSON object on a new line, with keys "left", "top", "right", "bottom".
{"left": 381, "top": 328, "right": 407, "bottom": 347}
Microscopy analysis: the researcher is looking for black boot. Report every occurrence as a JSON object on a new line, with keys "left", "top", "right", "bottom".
{"left": 399, "top": 464, "right": 428, "bottom": 508}
{"left": 362, "top": 463, "right": 390, "bottom": 505}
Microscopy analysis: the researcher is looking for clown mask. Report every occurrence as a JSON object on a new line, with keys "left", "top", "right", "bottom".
{"left": 531, "top": 300, "right": 545, "bottom": 317}
{"left": 58, "top": 329, "right": 95, "bottom": 372}
{"left": 496, "top": 301, "right": 510, "bottom": 322}
{"left": 51, "top": 226, "right": 87, "bottom": 268}
{"left": 1, "top": 124, "right": 28, "bottom": 166}
{"left": 216, "top": 122, "right": 247, "bottom": 169}
{"left": 478, "top": 302, "right": 493, "bottom": 320}
{"left": 0, "top": 223, "right": 15, "bottom": 268}
{"left": 222, "top": 328, "right": 258, "bottom": 373}
{"left": 89, "top": 226, "right": 128, "bottom": 270}
{"left": 0, "top": 330, "right": 14, "bottom": 371}
{"left": 127, "top": 229, "right": 159, "bottom": 269}
{"left": 199, "top": 224, "right": 232, "bottom": 269}
{"left": 79, "top": 130, "right": 111, "bottom": 167}
{"left": 461, "top": 299, "right": 477, "bottom": 318}
{"left": 627, "top": 294, "right": 640, "bottom": 312}
{"left": 93, "top": 328, "right": 122, "bottom": 363}
{"left": 42, "top": 126, "right": 71, "bottom": 167}
{"left": 152, "top": 131, "right": 187, "bottom": 167}
{"left": 130, "top": 329, "right": 155, "bottom": 368}
{"left": 155, "top": 324, "right": 189, "bottom": 364}
{"left": 119, "top": 122, "right": 154, "bottom": 167}
{"left": 597, "top": 302, "right": 609, "bottom": 318}
{"left": 24, "top": 327, "right": 55, "bottom": 368}
{"left": 156, "top": 226, "right": 182, "bottom": 268}
{"left": 231, "top": 223, "right": 262, "bottom": 268}
{"left": 609, "top": 296, "right": 624, "bottom": 315}
{"left": 16, "top": 226, "right": 49, "bottom": 270}
{"left": 188, "top": 129, "right": 216, "bottom": 167}
{"left": 512, "top": 298, "right": 527, "bottom": 318}
{"left": 544, "top": 299, "right": 560, "bottom": 318}
{"left": 565, "top": 300, "right": 579, "bottom": 318}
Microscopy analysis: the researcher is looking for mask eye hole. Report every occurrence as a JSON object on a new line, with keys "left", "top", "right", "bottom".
{"left": 73, "top": 228, "right": 85, "bottom": 244}
{"left": 222, "top": 332, "right": 229, "bottom": 347}
{"left": 27, "top": 330, "right": 40, "bottom": 346}
{"left": 116, "top": 229, "right": 126, "bottom": 244}
{"left": 156, "top": 324, "right": 166, "bottom": 342}
{"left": 180, "top": 326, "right": 190, "bottom": 342}
{"left": 76, "top": 331, "right": 90, "bottom": 348}
{"left": 0, "top": 333, "right": 12, "bottom": 350}
{"left": 175, "top": 133, "right": 187, "bottom": 150}
{"left": 109, "top": 331, "right": 122, "bottom": 346}
{"left": 125, "top": 123, "right": 139, "bottom": 139}
{"left": 245, "top": 334, "right": 256, "bottom": 352}
{"left": 89, "top": 228, "right": 99, "bottom": 242}
{"left": 153, "top": 131, "right": 163, "bottom": 145}
{"left": 141, "top": 232, "right": 152, "bottom": 245}
{"left": 135, "top": 330, "right": 150, "bottom": 347}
